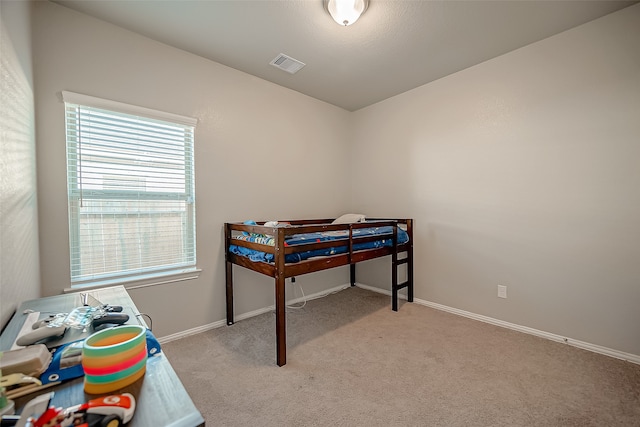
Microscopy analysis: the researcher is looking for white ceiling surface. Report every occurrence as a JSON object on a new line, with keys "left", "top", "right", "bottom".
{"left": 54, "top": 0, "right": 637, "bottom": 112}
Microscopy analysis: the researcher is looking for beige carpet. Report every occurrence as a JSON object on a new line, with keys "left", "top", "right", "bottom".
{"left": 162, "top": 287, "right": 640, "bottom": 426}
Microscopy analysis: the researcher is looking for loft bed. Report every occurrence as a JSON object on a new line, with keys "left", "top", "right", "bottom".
{"left": 224, "top": 216, "right": 414, "bottom": 366}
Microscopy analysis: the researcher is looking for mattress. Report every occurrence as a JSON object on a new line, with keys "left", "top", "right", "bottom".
{"left": 229, "top": 225, "right": 409, "bottom": 263}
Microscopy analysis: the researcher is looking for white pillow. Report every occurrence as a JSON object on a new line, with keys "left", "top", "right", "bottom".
{"left": 331, "top": 213, "right": 366, "bottom": 224}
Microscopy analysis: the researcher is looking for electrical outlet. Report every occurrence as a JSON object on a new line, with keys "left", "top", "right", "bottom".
{"left": 497, "top": 285, "right": 507, "bottom": 299}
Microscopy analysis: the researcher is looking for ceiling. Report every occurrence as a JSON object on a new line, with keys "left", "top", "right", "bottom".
{"left": 53, "top": 0, "right": 637, "bottom": 111}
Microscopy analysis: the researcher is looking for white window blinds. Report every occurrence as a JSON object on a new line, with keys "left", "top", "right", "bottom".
{"left": 63, "top": 92, "right": 197, "bottom": 286}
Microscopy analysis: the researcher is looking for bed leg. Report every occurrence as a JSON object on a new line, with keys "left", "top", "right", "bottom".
{"left": 226, "top": 261, "right": 234, "bottom": 325}
{"left": 392, "top": 227, "right": 399, "bottom": 311}
{"left": 275, "top": 275, "right": 286, "bottom": 366}
{"left": 350, "top": 264, "right": 356, "bottom": 287}
{"left": 392, "top": 286, "right": 399, "bottom": 311}
{"left": 407, "top": 253, "right": 414, "bottom": 303}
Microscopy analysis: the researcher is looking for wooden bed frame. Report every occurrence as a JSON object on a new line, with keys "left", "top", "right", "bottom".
{"left": 224, "top": 218, "right": 414, "bottom": 366}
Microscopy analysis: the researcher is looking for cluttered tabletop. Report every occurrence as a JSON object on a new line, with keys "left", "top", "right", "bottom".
{"left": 0, "top": 285, "right": 204, "bottom": 427}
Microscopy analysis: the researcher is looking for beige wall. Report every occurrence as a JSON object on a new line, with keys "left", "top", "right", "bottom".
{"left": 15, "top": 1, "right": 640, "bottom": 358}
{"left": 32, "top": 1, "right": 352, "bottom": 337}
{"left": 1, "top": 0, "right": 40, "bottom": 328}
{"left": 351, "top": 4, "right": 640, "bottom": 356}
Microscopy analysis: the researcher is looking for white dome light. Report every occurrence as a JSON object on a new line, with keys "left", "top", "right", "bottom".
{"left": 325, "top": 0, "right": 369, "bottom": 26}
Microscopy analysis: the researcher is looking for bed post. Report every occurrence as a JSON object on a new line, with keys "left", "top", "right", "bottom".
{"left": 350, "top": 264, "right": 356, "bottom": 286}
{"left": 391, "top": 223, "right": 399, "bottom": 311}
{"left": 275, "top": 227, "right": 287, "bottom": 366}
{"left": 407, "top": 219, "right": 414, "bottom": 303}
{"left": 225, "top": 223, "right": 234, "bottom": 326}
{"left": 349, "top": 225, "right": 356, "bottom": 286}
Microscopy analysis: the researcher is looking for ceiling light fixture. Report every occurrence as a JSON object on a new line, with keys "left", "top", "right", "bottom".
{"left": 324, "top": 0, "right": 369, "bottom": 26}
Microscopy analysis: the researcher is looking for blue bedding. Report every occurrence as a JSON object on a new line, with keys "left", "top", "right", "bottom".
{"left": 229, "top": 226, "right": 409, "bottom": 263}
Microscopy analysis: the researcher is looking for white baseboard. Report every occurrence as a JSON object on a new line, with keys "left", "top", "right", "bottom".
{"left": 352, "top": 283, "right": 639, "bottom": 364}
{"left": 158, "top": 283, "right": 352, "bottom": 344}
{"left": 159, "top": 282, "right": 640, "bottom": 366}
{"left": 412, "top": 297, "right": 640, "bottom": 365}
{"left": 355, "top": 282, "right": 407, "bottom": 300}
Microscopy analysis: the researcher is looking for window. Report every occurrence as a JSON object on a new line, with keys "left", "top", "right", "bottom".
{"left": 63, "top": 92, "right": 197, "bottom": 287}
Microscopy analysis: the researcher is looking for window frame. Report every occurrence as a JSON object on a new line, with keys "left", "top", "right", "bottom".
{"left": 62, "top": 91, "right": 198, "bottom": 289}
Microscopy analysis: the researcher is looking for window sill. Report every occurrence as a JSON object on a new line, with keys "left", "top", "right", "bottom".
{"left": 64, "top": 268, "right": 202, "bottom": 293}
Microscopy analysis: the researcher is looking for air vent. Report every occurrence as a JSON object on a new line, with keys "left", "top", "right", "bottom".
{"left": 270, "top": 53, "right": 306, "bottom": 74}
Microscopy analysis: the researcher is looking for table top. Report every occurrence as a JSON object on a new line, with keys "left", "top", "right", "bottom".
{"left": 0, "top": 286, "right": 205, "bottom": 427}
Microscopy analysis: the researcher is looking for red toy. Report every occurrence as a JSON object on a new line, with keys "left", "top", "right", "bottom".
{"left": 14, "top": 393, "right": 135, "bottom": 427}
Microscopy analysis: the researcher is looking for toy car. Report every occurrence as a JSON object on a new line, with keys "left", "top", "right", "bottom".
{"left": 51, "top": 393, "right": 134, "bottom": 427}
{"left": 4, "top": 392, "right": 135, "bottom": 427}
